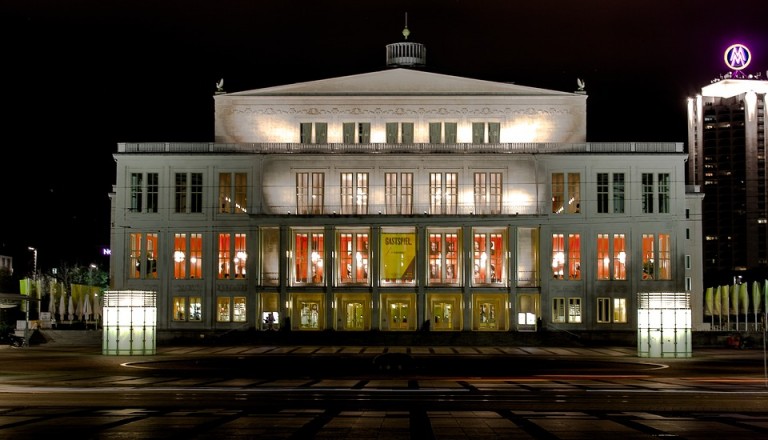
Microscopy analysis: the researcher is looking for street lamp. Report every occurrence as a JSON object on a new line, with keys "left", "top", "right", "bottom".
{"left": 24, "top": 247, "right": 37, "bottom": 348}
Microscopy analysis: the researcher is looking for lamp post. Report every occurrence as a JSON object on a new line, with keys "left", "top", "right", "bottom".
{"left": 25, "top": 247, "right": 37, "bottom": 348}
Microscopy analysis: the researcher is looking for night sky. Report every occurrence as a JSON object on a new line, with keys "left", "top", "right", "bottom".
{"left": 2, "top": 0, "right": 767, "bottom": 275}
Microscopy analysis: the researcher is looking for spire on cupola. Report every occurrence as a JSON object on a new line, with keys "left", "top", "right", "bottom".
{"left": 385, "top": 12, "right": 426, "bottom": 68}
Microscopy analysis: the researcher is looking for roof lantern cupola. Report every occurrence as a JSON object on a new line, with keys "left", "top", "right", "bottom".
{"left": 385, "top": 12, "right": 426, "bottom": 68}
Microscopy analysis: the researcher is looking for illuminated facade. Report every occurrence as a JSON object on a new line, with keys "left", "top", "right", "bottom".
{"left": 110, "top": 34, "right": 704, "bottom": 340}
{"left": 687, "top": 43, "right": 768, "bottom": 285}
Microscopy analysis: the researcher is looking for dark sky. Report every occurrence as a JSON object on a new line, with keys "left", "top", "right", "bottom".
{"left": 2, "top": 0, "right": 767, "bottom": 274}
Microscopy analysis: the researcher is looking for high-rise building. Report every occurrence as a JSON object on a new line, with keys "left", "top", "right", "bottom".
{"left": 109, "top": 27, "right": 703, "bottom": 341}
{"left": 687, "top": 43, "right": 768, "bottom": 286}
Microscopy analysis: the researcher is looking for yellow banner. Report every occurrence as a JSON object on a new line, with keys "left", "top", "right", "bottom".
{"left": 380, "top": 232, "right": 416, "bottom": 281}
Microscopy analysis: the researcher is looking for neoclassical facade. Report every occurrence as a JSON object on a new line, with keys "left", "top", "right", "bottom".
{"left": 110, "top": 38, "right": 703, "bottom": 339}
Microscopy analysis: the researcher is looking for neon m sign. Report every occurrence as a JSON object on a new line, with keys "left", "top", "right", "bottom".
{"left": 724, "top": 44, "right": 751, "bottom": 71}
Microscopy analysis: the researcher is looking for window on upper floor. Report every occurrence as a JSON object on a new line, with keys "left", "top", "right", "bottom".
{"left": 597, "top": 173, "right": 624, "bottom": 214}
{"left": 130, "top": 172, "right": 159, "bottom": 213}
{"left": 596, "top": 233, "right": 626, "bottom": 280}
{"left": 429, "top": 172, "right": 458, "bottom": 214}
{"left": 641, "top": 233, "right": 671, "bottom": 280}
{"left": 473, "top": 172, "right": 502, "bottom": 214}
{"left": 300, "top": 122, "right": 328, "bottom": 144}
{"left": 337, "top": 230, "right": 369, "bottom": 285}
{"left": 218, "top": 233, "right": 247, "bottom": 279}
{"left": 384, "top": 172, "right": 413, "bottom": 215}
{"left": 385, "top": 122, "right": 414, "bottom": 143}
{"left": 218, "top": 172, "right": 247, "bottom": 214}
{"left": 296, "top": 172, "right": 324, "bottom": 214}
{"left": 552, "top": 233, "right": 581, "bottom": 280}
{"left": 472, "top": 122, "right": 501, "bottom": 143}
{"left": 129, "top": 232, "right": 158, "bottom": 279}
{"left": 175, "top": 172, "right": 203, "bottom": 214}
{"left": 340, "top": 172, "right": 368, "bottom": 215}
{"left": 428, "top": 122, "right": 457, "bottom": 143}
{"left": 472, "top": 230, "right": 505, "bottom": 286}
{"left": 292, "top": 230, "right": 324, "bottom": 285}
{"left": 551, "top": 172, "right": 580, "bottom": 214}
{"left": 173, "top": 233, "right": 203, "bottom": 279}
{"left": 428, "top": 229, "right": 460, "bottom": 285}
{"left": 343, "top": 122, "right": 370, "bottom": 143}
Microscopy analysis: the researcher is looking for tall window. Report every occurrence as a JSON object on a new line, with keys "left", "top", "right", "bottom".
{"left": 473, "top": 231, "right": 504, "bottom": 285}
{"left": 342, "top": 122, "right": 370, "bottom": 143}
{"left": 658, "top": 173, "right": 670, "bottom": 213}
{"left": 552, "top": 233, "right": 580, "bottom": 280}
{"left": 597, "top": 173, "right": 609, "bottom": 214}
{"left": 217, "top": 296, "right": 247, "bottom": 322}
{"left": 597, "top": 233, "right": 626, "bottom": 280}
{"left": 428, "top": 231, "right": 460, "bottom": 285}
{"left": 218, "top": 172, "right": 247, "bottom": 214}
{"left": 429, "top": 172, "right": 458, "bottom": 214}
{"left": 472, "top": 122, "right": 500, "bottom": 143}
{"left": 551, "top": 172, "right": 580, "bottom": 214}
{"left": 300, "top": 122, "right": 327, "bottom": 143}
{"left": 385, "top": 122, "right": 414, "bottom": 143}
{"left": 340, "top": 172, "right": 369, "bottom": 214}
{"left": 338, "top": 231, "right": 369, "bottom": 285}
{"left": 218, "top": 233, "right": 247, "bottom": 279}
{"left": 613, "top": 173, "right": 625, "bottom": 213}
{"left": 642, "top": 173, "right": 654, "bottom": 213}
{"left": 293, "top": 231, "right": 324, "bottom": 285}
{"left": 641, "top": 233, "right": 670, "bottom": 280}
{"left": 129, "top": 232, "right": 158, "bottom": 279}
{"left": 175, "top": 172, "right": 203, "bottom": 214}
{"left": 657, "top": 233, "right": 671, "bottom": 279}
{"left": 130, "top": 172, "right": 159, "bottom": 213}
{"left": 296, "top": 172, "right": 325, "bottom": 214}
{"left": 428, "top": 122, "right": 457, "bottom": 143}
{"left": 473, "top": 172, "right": 502, "bottom": 214}
{"left": 384, "top": 172, "right": 413, "bottom": 214}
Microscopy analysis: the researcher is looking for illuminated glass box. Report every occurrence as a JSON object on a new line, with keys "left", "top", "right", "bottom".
{"left": 637, "top": 292, "right": 691, "bottom": 358}
{"left": 102, "top": 290, "right": 157, "bottom": 356}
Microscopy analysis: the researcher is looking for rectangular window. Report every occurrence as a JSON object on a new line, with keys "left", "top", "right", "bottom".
{"left": 488, "top": 123, "right": 500, "bottom": 143}
{"left": 552, "top": 233, "right": 565, "bottom": 279}
{"left": 296, "top": 172, "right": 325, "bottom": 214}
{"left": 173, "top": 233, "right": 187, "bottom": 279}
{"left": 340, "top": 172, "right": 369, "bottom": 215}
{"left": 428, "top": 230, "right": 460, "bottom": 285}
{"left": 685, "top": 277, "right": 692, "bottom": 291}
{"left": 380, "top": 228, "right": 417, "bottom": 286}
{"left": 658, "top": 233, "right": 670, "bottom": 280}
{"left": 173, "top": 296, "right": 202, "bottom": 322}
{"left": 234, "top": 233, "right": 247, "bottom": 278}
{"left": 219, "top": 172, "right": 247, "bottom": 214}
{"left": 338, "top": 231, "right": 369, "bottom": 285}
{"left": 596, "top": 234, "right": 609, "bottom": 280}
{"left": 597, "top": 298, "right": 611, "bottom": 323}
{"left": 444, "top": 122, "right": 457, "bottom": 143}
{"left": 300, "top": 123, "right": 312, "bottom": 143}
{"left": 429, "top": 122, "right": 442, "bottom": 143}
{"left": 597, "top": 173, "right": 608, "bottom": 213}
{"left": 613, "top": 298, "right": 627, "bottom": 323}
{"left": 233, "top": 296, "right": 246, "bottom": 322}
{"left": 384, "top": 172, "right": 413, "bottom": 215}
{"left": 551, "top": 172, "right": 580, "bottom": 214}
{"left": 174, "top": 172, "right": 203, "bottom": 214}
{"left": 685, "top": 254, "right": 691, "bottom": 269}
{"left": 130, "top": 173, "right": 143, "bottom": 212}
{"left": 473, "top": 231, "right": 504, "bottom": 285}
{"left": 386, "top": 122, "right": 398, "bottom": 143}
{"left": 218, "top": 233, "right": 231, "bottom": 279}
{"left": 613, "top": 173, "right": 625, "bottom": 213}
{"left": 301, "top": 122, "right": 327, "bottom": 143}
{"left": 658, "top": 173, "right": 670, "bottom": 213}
{"left": 175, "top": 173, "right": 187, "bottom": 214}
{"left": 343, "top": 122, "right": 355, "bottom": 143}
{"left": 552, "top": 298, "right": 566, "bottom": 323}
{"left": 642, "top": 234, "right": 655, "bottom": 279}
{"left": 613, "top": 234, "right": 626, "bottom": 280}
{"left": 129, "top": 232, "right": 158, "bottom": 279}
{"left": 473, "top": 172, "right": 502, "bottom": 214}
{"left": 293, "top": 231, "right": 324, "bottom": 285}
{"left": 429, "top": 172, "right": 458, "bottom": 214}
{"left": 401, "top": 123, "right": 414, "bottom": 143}
{"left": 472, "top": 122, "right": 485, "bottom": 143}
{"left": 146, "top": 173, "right": 159, "bottom": 213}
{"left": 358, "top": 122, "right": 370, "bottom": 143}
{"left": 315, "top": 123, "right": 327, "bottom": 143}
{"left": 217, "top": 297, "right": 231, "bottom": 322}
{"left": 568, "top": 234, "right": 581, "bottom": 280}
{"left": 642, "top": 173, "right": 654, "bottom": 213}
{"left": 568, "top": 297, "right": 582, "bottom": 323}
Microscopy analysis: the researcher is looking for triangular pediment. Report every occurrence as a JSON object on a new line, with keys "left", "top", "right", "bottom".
{"left": 226, "top": 68, "right": 576, "bottom": 97}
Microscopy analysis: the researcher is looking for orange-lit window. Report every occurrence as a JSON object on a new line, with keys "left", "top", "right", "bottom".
{"left": 234, "top": 233, "right": 247, "bottom": 278}
{"left": 131, "top": 233, "right": 158, "bottom": 279}
{"left": 597, "top": 234, "right": 609, "bottom": 280}
{"left": 568, "top": 234, "right": 580, "bottom": 280}
{"left": 294, "top": 231, "right": 324, "bottom": 285}
{"left": 552, "top": 234, "right": 565, "bottom": 279}
{"left": 173, "top": 234, "right": 187, "bottom": 279}
{"left": 189, "top": 234, "right": 202, "bottom": 279}
{"left": 658, "top": 233, "right": 671, "bottom": 280}
{"left": 217, "top": 297, "right": 231, "bottom": 322}
{"left": 613, "top": 234, "right": 626, "bottom": 280}
{"left": 642, "top": 234, "right": 655, "bottom": 280}
{"left": 129, "top": 233, "right": 142, "bottom": 279}
{"left": 338, "top": 231, "right": 369, "bottom": 285}
{"left": 218, "top": 234, "right": 231, "bottom": 279}
{"left": 429, "top": 231, "right": 459, "bottom": 285}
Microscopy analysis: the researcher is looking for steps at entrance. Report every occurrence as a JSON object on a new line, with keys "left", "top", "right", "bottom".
{"left": 38, "top": 330, "right": 102, "bottom": 346}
